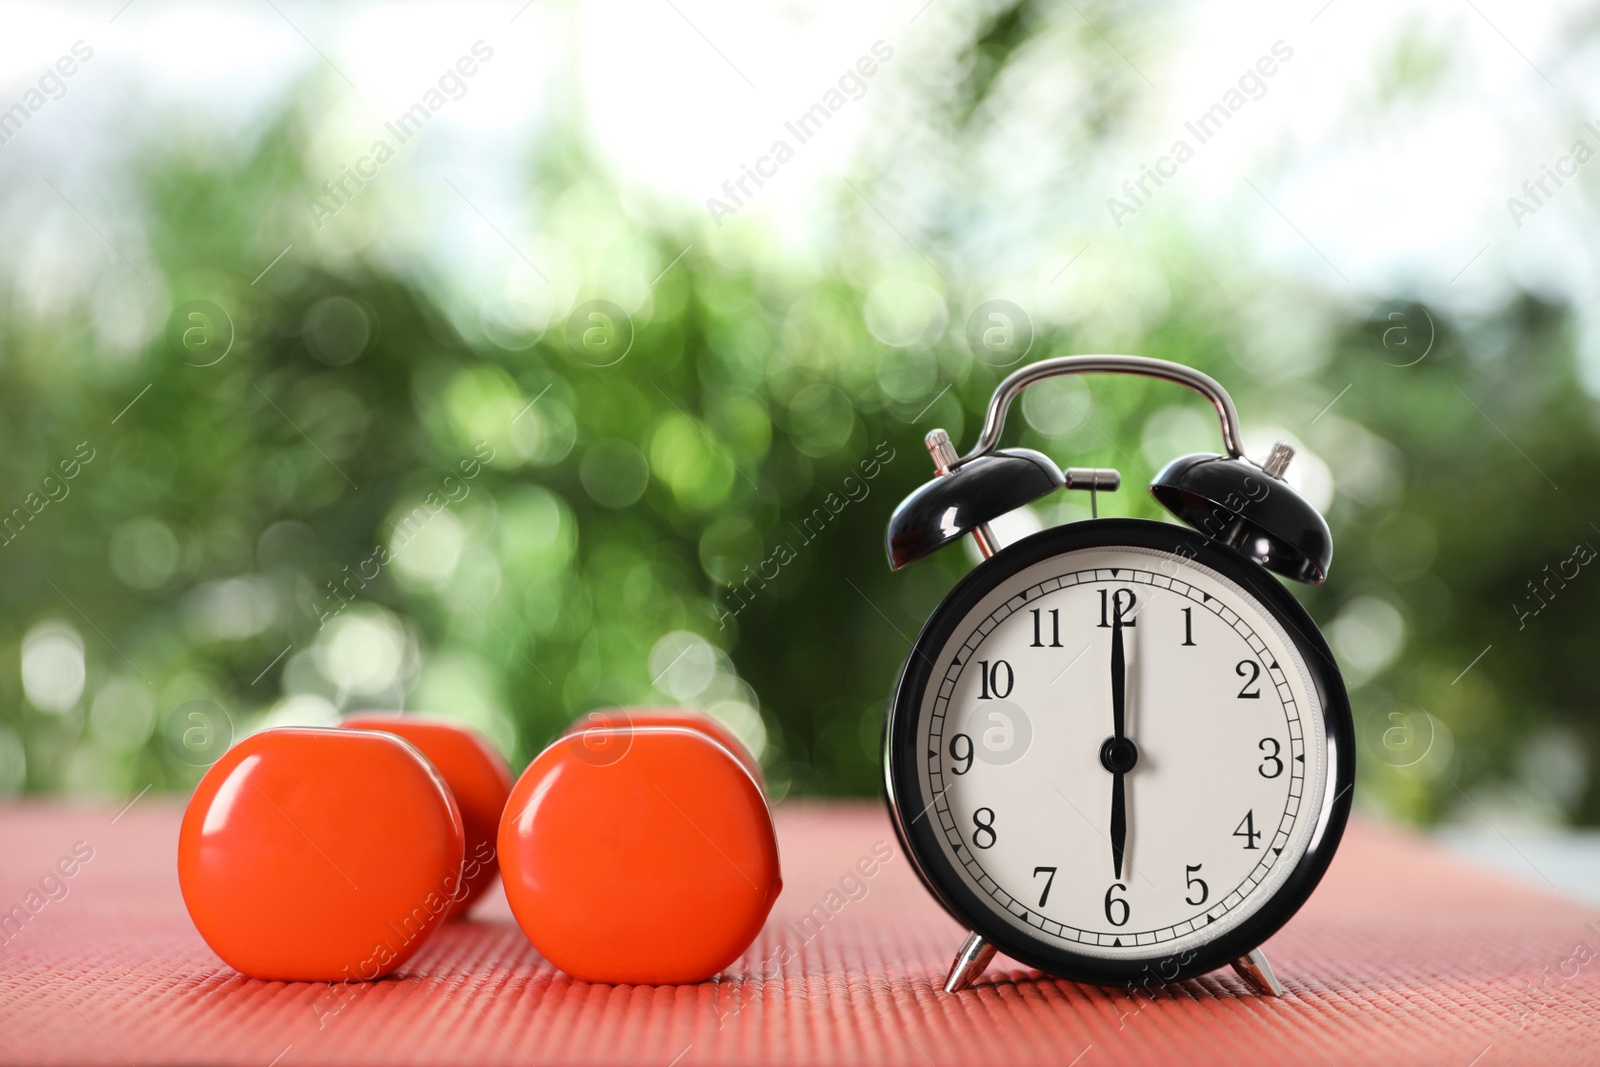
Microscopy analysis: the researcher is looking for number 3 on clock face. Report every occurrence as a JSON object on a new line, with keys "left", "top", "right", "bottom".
{"left": 885, "top": 519, "right": 1353, "bottom": 985}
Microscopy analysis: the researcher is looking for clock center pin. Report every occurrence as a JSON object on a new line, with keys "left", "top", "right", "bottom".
{"left": 1099, "top": 736, "right": 1139, "bottom": 774}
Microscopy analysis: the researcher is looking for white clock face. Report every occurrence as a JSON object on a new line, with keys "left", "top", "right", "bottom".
{"left": 914, "top": 544, "right": 1329, "bottom": 960}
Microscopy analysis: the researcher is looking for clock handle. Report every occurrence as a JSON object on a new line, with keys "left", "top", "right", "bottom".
{"left": 942, "top": 930, "right": 997, "bottom": 993}
{"left": 955, "top": 355, "right": 1248, "bottom": 468}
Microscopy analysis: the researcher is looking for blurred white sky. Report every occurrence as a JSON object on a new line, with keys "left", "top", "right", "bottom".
{"left": 1, "top": 0, "right": 1598, "bottom": 390}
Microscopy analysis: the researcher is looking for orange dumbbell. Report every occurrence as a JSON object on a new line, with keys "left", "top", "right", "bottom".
{"left": 178, "top": 728, "right": 464, "bottom": 982}
{"left": 560, "top": 705, "right": 765, "bottom": 788}
{"left": 340, "top": 713, "right": 513, "bottom": 917}
{"left": 499, "top": 707, "right": 781, "bottom": 985}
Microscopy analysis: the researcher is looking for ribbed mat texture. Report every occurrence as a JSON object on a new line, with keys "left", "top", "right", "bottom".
{"left": 1, "top": 802, "right": 1595, "bottom": 1065}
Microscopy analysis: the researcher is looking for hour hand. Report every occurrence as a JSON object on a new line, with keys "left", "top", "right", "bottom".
{"left": 1110, "top": 769, "right": 1125, "bottom": 880}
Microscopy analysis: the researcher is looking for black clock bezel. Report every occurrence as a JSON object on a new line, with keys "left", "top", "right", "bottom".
{"left": 883, "top": 517, "right": 1354, "bottom": 987}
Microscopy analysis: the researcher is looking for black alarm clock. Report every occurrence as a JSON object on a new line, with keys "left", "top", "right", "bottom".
{"left": 881, "top": 355, "right": 1353, "bottom": 997}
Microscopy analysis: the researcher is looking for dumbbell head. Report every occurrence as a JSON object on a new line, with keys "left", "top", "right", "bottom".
{"left": 178, "top": 728, "right": 465, "bottom": 982}
{"left": 499, "top": 725, "right": 781, "bottom": 984}
{"left": 563, "top": 706, "right": 764, "bottom": 788}
{"left": 340, "top": 713, "right": 513, "bottom": 917}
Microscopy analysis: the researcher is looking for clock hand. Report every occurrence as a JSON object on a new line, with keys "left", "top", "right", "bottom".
{"left": 1110, "top": 614, "right": 1126, "bottom": 880}
{"left": 1111, "top": 610, "right": 1126, "bottom": 745}
{"left": 1110, "top": 765, "right": 1126, "bottom": 881}
{"left": 1099, "top": 607, "right": 1137, "bottom": 882}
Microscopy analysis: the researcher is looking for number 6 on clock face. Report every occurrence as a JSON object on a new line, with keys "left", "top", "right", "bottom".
{"left": 885, "top": 519, "right": 1353, "bottom": 985}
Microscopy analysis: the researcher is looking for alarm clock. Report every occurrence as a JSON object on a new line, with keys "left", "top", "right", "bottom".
{"left": 882, "top": 355, "right": 1353, "bottom": 997}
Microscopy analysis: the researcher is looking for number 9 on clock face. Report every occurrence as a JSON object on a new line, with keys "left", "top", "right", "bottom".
{"left": 884, "top": 520, "right": 1353, "bottom": 984}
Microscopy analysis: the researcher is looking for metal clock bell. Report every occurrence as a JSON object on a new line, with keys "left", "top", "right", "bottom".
{"left": 881, "top": 355, "right": 1354, "bottom": 997}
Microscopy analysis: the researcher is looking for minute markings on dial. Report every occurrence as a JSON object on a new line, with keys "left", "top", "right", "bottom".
{"left": 923, "top": 564, "right": 1307, "bottom": 946}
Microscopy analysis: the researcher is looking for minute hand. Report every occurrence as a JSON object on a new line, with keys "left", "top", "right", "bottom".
{"left": 1110, "top": 615, "right": 1127, "bottom": 880}
{"left": 1111, "top": 614, "right": 1126, "bottom": 743}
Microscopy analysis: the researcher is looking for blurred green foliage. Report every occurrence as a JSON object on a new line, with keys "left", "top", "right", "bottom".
{"left": 1, "top": 22, "right": 1597, "bottom": 826}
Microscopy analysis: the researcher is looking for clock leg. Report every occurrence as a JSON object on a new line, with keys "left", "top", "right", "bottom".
{"left": 1229, "top": 947, "right": 1284, "bottom": 997}
{"left": 942, "top": 931, "right": 996, "bottom": 993}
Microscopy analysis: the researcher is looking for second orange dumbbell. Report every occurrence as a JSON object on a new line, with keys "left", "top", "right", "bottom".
{"left": 340, "top": 713, "right": 513, "bottom": 917}
{"left": 499, "top": 707, "right": 781, "bottom": 985}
